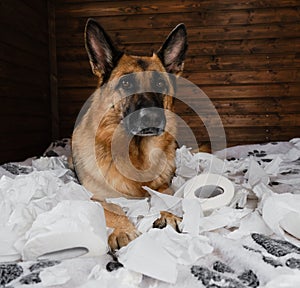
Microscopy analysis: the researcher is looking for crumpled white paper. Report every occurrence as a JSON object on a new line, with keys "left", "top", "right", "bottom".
{"left": 39, "top": 265, "right": 71, "bottom": 287}
{"left": 117, "top": 226, "right": 213, "bottom": 283}
{"left": 227, "top": 210, "right": 273, "bottom": 239}
{"left": 2, "top": 138, "right": 300, "bottom": 287}
{"left": 262, "top": 192, "right": 300, "bottom": 245}
{"left": 0, "top": 157, "right": 93, "bottom": 262}
{"left": 82, "top": 265, "right": 142, "bottom": 288}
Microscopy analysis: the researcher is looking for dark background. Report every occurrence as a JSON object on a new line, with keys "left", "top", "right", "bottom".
{"left": 0, "top": 0, "right": 300, "bottom": 163}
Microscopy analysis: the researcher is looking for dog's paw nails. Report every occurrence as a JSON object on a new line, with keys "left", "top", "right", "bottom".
{"left": 108, "top": 228, "right": 140, "bottom": 251}
{"left": 152, "top": 211, "right": 182, "bottom": 232}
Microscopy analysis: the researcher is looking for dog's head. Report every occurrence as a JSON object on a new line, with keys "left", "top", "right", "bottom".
{"left": 85, "top": 19, "right": 188, "bottom": 137}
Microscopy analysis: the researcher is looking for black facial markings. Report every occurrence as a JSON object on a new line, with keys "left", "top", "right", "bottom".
{"left": 117, "top": 73, "right": 136, "bottom": 92}
{"left": 137, "top": 58, "right": 149, "bottom": 70}
{"left": 151, "top": 71, "right": 169, "bottom": 94}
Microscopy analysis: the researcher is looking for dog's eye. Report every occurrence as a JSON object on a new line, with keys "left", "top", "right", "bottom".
{"left": 156, "top": 80, "right": 165, "bottom": 88}
{"left": 121, "top": 79, "right": 134, "bottom": 90}
{"left": 118, "top": 75, "right": 135, "bottom": 91}
{"left": 155, "top": 79, "right": 167, "bottom": 92}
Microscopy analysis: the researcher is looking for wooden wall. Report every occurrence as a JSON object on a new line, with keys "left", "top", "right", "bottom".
{"left": 55, "top": 0, "right": 300, "bottom": 149}
{"left": 0, "top": 0, "right": 53, "bottom": 163}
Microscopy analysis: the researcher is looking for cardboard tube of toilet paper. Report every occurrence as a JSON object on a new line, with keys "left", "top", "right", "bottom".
{"left": 183, "top": 173, "right": 235, "bottom": 212}
{"left": 22, "top": 200, "right": 108, "bottom": 261}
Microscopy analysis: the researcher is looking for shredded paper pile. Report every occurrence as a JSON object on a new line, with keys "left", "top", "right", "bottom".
{"left": 1, "top": 138, "right": 300, "bottom": 287}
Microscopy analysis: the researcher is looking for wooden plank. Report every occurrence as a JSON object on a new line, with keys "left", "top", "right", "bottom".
{"left": 0, "top": 24, "right": 48, "bottom": 60}
{"left": 175, "top": 97, "right": 300, "bottom": 115}
{"left": 62, "top": 112, "right": 300, "bottom": 129}
{"left": 56, "top": 84, "right": 300, "bottom": 106}
{"left": 178, "top": 126, "right": 300, "bottom": 142}
{"left": 0, "top": 60, "right": 49, "bottom": 87}
{"left": 187, "top": 69, "right": 300, "bottom": 85}
{"left": 55, "top": 23, "right": 300, "bottom": 47}
{"left": 59, "top": 118, "right": 300, "bottom": 148}
{"left": 0, "top": 42, "right": 48, "bottom": 72}
{"left": 58, "top": 97, "right": 300, "bottom": 117}
{"left": 0, "top": 0, "right": 48, "bottom": 44}
{"left": 22, "top": 0, "right": 48, "bottom": 19}
{"left": 186, "top": 54, "right": 300, "bottom": 72}
{"left": 0, "top": 97, "right": 49, "bottom": 117}
{"left": 0, "top": 80, "right": 49, "bottom": 100}
{"left": 54, "top": 0, "right": 300, "bottom": 147}
{"left": 57, "top": 53, "right": 300, "bottom": 74}
{"left": 55, "top": 0, "right": 300, "bottom": 17}
{"left": 56, "top": 38, "right": 300, "bottom": 61}
{"left": 225, "top": 126, "right": 300, "bottom": 142}
{"left": 56, "top": 69, "right": 300, "bottom": 87}
{"left": 55, "top": 8, "right": 300, "bottom": 32}
{"left": 0, "top": 116, "right": 50, "bottom": 133}
{"left": 179, "top": 113, "right": 300, "bottom": 127}
{"left": 201, "top": 83, "right": 300, "bottom": 99}
{"left": 48, "top": 0, "right": 60, "bottom": 140}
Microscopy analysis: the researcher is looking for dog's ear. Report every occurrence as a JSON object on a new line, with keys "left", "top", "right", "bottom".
{"left": 157, "top": 24, "right": 188, "bottom": 75}
{"left": 85, "top": 18, "right": 122, "bottom": 82}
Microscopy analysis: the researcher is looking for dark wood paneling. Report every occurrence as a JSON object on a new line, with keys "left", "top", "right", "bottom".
{"left": 54, "top": 0, "right": 300, "bottom": 148}
{"left": 0, "top": 0, "right": 52, "bottom": 163}
{"left": 55, "top": 0, "right": 300, "bottom": 17}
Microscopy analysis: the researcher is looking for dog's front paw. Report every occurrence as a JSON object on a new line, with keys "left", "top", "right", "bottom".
{"left": 153, "top": 211, "right": 182, "bottom": 232}
{"left": 108, "top": 227, "right": 140, "bottom": 251}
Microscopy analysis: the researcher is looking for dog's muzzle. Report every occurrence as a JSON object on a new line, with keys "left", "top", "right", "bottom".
{"left": 123, "top": 107, "right": 166, "bottom": 137}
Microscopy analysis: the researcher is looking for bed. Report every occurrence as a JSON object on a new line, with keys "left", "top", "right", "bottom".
{"left": 1, "top": 138, "right": 300, "bottom": 288}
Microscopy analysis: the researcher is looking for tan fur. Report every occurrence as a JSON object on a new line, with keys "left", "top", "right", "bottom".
{"left": 72, "top": 54, "right": 179, "bottom": 250}
{"left": 72, "top": 20, "right": 188, "bottom": 250}
{"left": 72, "top": 54, "right": 177, "bottom": 200}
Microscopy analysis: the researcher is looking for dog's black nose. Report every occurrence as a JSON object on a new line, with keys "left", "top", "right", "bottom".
{"left": 124, "top": 107, "right": 166, "bottom": 136}
{"left": 139, "top": 108, "right": 164, "bottom": 128}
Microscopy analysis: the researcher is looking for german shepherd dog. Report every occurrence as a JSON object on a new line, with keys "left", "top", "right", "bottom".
{"left": 72, "top": 19, "right": 188, "bottom": 250}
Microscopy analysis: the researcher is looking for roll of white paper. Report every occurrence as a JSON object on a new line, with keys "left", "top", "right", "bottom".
{"left": 22, "top": 200, "right": 108, "bottom": 261}
{"left": 183, "top": 173, "right": 235, "bottom": 212}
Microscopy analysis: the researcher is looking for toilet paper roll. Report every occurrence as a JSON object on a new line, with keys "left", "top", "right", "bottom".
{"left": 22, "top": 200, "right": 108, "bottom": 261}
{"left": 183, "top": 173, "right": 235, "bottom": 212}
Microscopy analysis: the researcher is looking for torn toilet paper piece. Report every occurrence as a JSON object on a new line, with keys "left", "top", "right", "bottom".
{"left": 194, "top": 152, "right": 226, "bottom": 175}
{"left": 262, "top": 193, "right": 300, "bottom": 246}
{"left": 180, "top": 198, "right": 203, "bottom": 235}
{"left": 263, "top": 156, "right": 283, "bottom": 176}
{"left": 135, "top": 207, "right": 161, "bottom": 234}
{"left": 32, "top": 156, "right": 67, "bottom": 172}
{"left": 198, "top": 206, "right": 252, "bottom": 233}
{"left": 39, "top": 265, "right": 71, "bottom": 287}
{"left": 106, "top": 196, "right": 160, "bottom": 233}
{"left": 106, "top": 197, "right": 150, "bottom": 226}
{"left": 83, "top": 266, "right": 142, "bottom": 288}
{"left": 174, "top": 146, "right": 226, "bottom": 177}
{"left": 22, "top": 200, "right": 108, "bottom": 261}
{"left": 174, "top": 146, "right": 200, "bottom": 178}
{"left": 227, "top": 210, "right": 273, "bottom": 239}
{"left": 118, "top": 226, "right": 213, "bottom": 283}
{"left": 246, "top": 159, "right": 269, "bottom": 187}
{"left": 143, "top": 186, "right": 183, "bottom": 217}
{"left": 118, "top": 231, "right": 178, "bottom": 284}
